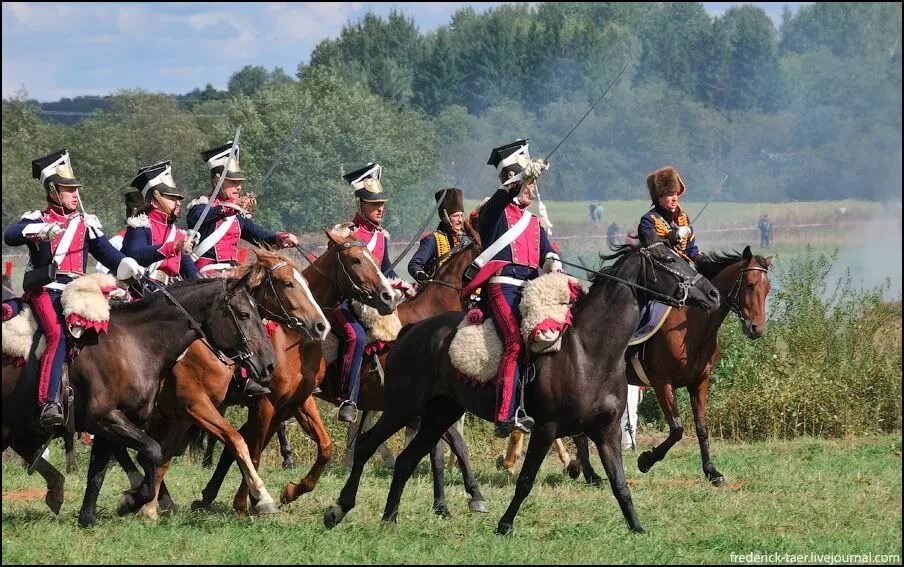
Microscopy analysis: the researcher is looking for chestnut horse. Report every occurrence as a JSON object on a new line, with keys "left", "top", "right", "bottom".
{"left": 191, "top": 229, "right": 399, "bottom": 516}
{"left": 573, "top": 246, "right": 773, "bottom": 486}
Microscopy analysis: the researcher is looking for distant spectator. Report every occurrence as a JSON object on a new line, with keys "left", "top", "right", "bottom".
{"left": 589, "top": 203, "right": 604, "bottom": 224}
{"left": 758, "top": 214, "right": 773, "bottom": 248}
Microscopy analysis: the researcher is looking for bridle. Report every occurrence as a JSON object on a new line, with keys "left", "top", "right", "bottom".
{"left": 254, "top": 260, "right": 308, "bottom": 332}
{"left": 725, "top": 263, "right": 769, "bottom": 320}
{"left": 638, "top": 242, "right": 706, "bottom": 308}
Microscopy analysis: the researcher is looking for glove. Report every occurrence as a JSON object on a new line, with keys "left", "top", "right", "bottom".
{"left": 542, "top": 253, "right": 563, "bottom": 274}
{"left": 667, "top": 228, "right": 682, "bottom": 245}
{"left": 37, "top": 222, "right": 64, "bottom": 241}
{"left": 277, "top": 232, "right": 299, "bottom": 248}
{"left": 116, "top": 257, "right": 145, "bottom": 282}
{"left": 391, "top": 278, "right": 416, "bottom": 299}
{"left": 83, "top": 213, "right": 104, "bottom": 238}
{"left": 172, "top": 238, "right": 194, "bottom": 255}
{"left": 676, "top": 226, "right": 692, "bottom": 239}
{"left": 414, "top": 270, "right": 429, "bottom": 285}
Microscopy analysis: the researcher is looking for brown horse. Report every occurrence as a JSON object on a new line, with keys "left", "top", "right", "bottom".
{"left": 570, "top": 246, "right": 773, "bottom": 486}
{"left": 2, "top": 275, "right": 275, "bottom": 526}
{"left": 118, "top": 248, "right": 331, "bottom": 519}
{"left": 192, "top": 229, "right": 399, "bottom": 516}
{"left": 288, "top": 223, "right": 487, "bottom": 515}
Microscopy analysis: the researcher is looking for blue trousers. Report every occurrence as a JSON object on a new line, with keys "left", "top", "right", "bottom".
{"left": 333, "top": 301, "right": 366, "bottom": 403}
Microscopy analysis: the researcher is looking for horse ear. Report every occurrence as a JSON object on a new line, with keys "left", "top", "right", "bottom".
{"left": 324, "top": 228, "right": 342, "bottom": 246}
{"left": 764, "top": 255, "right": 775, "bottom": 268}
{"left": 743, "top": 246, "right": 752, "bottom": 261}
{"left": 228, "top": 269, "right": 253, "bottom": 295}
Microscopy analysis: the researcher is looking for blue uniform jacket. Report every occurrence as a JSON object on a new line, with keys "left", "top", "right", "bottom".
{"left": 122, "top": 227, "right": 200, "bottom": 280}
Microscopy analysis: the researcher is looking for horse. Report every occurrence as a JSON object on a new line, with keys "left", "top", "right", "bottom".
{"left": 190, "top": 228, "right": 400, "bottom": 517}
{"left": 322, "top": 241, "right": 721, "bottom": 535}
{"left": 571, "top": 246, "right": 773, "bottom": 487}
{"left": 110, "top": 248, "right": 331, "bottom": 519}
{"left": 290, "top": 223, "right": 487, "bottom": 515}
{"left": 1, "top": 274, "right": 275, "bottom": 526}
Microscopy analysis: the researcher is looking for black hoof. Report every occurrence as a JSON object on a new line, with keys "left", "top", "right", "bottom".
{"left": 631, "top": 524, "right": 646, "bottom": 534}
{"left": 78, "top": 513, "right": 96, "bottom": 528}
{"left": 433, "top": 506, "right": 452, "bottom": 519}
{"left": 637, "top": 451, "right": 655, "bottom": 473}
{"left": 469, "top": 499, "right": 489, "bottom": 513}
{"left": 587, "top": 474, "right": 604, "bottom": 487}
{"left": 190, "top": 499, "right": 212, "bottom": 511}
{"left": 566, "top": 461, "right": 581, "bottom": 480}
{"left": 710, "top": 474, "right": 725, "bottom": 487}
{"left": 323, "top": 504, "right": 345, "bottom": 529}
{"left": 281, "top": 459, "right": 296, "bottom": 471}
{"left": 117, "top": 492, "right": 139, "bottom": 516}
{"left": 495, "top": 522, "right": 513, "bottom": 536}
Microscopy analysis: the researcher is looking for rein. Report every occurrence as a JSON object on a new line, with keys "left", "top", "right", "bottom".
{"left": 253, "top": 260, "right": 308, "bottom": 332}
{"left": 296, "top": 240, "right": 379, "bottom": 304}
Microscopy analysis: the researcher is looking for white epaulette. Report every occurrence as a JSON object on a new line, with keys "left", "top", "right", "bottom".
{"left": 126, "top": 214, "right": 150, "bottom": 228}
{"left": 187, "top": 195, "right": 209, "bottom": 209}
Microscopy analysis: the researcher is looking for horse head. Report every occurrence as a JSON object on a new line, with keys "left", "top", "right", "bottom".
{"left": 321, "top": 227, "right": 398, "bottom": 315}
{"left": 216, "top": 276, "right": 277, "bottom": 383}
{"left": 241, "top": 247, "right": 331, "bottom": 341}
{"left": 638, "top": 242, "right": 721, "bottom": 311}
{"left": 732, "top": 246, "right": 773, "bottom": 339}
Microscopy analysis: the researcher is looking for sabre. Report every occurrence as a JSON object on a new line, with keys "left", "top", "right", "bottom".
{"left": 187, "top": 126, "right": 242, "bottom": 241}
{"left": 690, "top": 174, "right": 729, "bottom": 226}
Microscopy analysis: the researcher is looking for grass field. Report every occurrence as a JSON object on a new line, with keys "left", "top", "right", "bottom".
{"left": 2, "top": 435, "right": 901, "bottom": 564}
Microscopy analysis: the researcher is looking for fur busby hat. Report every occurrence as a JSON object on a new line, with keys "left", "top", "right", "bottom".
{"left": 201, "top": 141, "right": 244, "bottom": 180}
{"left": 124, "top": 190, "right": 147, "bottom": 218}
{"left": 343, "top": 162, "right": 386, "bottom": 202}
{"left": 435, "top": 188, "right": 464, "bottom": 220}
{"left": 32, "top": 149, "right": 82, "bottom": 191}
{"left": 487, "top": 139, "right": 530, "bottom": 186}
{"left": 646, "top": 166, "right": 686, "bottom": 202}
{"left": 130, "top": 161, "right": 183, "bottom": 200}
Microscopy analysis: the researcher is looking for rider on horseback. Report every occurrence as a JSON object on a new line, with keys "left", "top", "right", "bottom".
{"left": 3, "top": 149, "right": 144, "bottom": 431}
{"left": 122, "top": 161, "right": 199, "bottom": 287}
{"left": 462, "top": 139, "right": 561, "bottom": 438}
{"left": 187, "top": 141, "right": 299, "bottom": 397}
{"left": 408, "top": 188, "right": 465, "bottom": 285}
{"left": 638, "top": 166, "right": 702, "bottom": 262}
{"left": 331, "top": 162, "right": 410, "bottom": 423}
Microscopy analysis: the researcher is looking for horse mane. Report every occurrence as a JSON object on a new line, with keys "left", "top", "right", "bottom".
{"left": 695, "top": 250, "right": 768, "bottom": 279}
{"left": 232, "top": 246, "right": 300, "bottom": 288}
{"left": 110, "top": 279, "right": 224, "bottom": 312}
{"left": 570, "top": 243, "right": 641, "bottom": 314}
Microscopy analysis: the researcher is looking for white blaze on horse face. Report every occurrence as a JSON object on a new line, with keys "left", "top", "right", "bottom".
{"left": 293, "top": 268, "right": 330, "bottom": 340}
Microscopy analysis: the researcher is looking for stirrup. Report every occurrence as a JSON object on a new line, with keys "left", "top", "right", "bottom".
{"left": 513, "top": 407, "right": 534, "bottom": 434}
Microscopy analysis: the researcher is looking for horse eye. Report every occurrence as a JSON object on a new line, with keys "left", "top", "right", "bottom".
{"left": 240, "top": 311, "right": 251, "bottom": 320}
{"left": 664, "top": 257, "right": 676, "bottom": 263}
{"left": 351, "top": 257, "right": 362, "bottom": 265}
{"left": 283, "top": 281, "right": 294, "bottom": 288}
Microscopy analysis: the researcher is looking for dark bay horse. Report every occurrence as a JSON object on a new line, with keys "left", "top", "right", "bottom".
{"left": 191, "top": 229, "right": 399, "bottom": 516}
{"left": 573, "top": 246, "right": 773, "bottom": 486}
{"left": 289, "top": 227, "right": 488, "bottom": 515}
{"left": 323, "top": 241, "right": 721, "bottom": 534}
{"left": 2, "top": 275, "right": 275, "bottom": 526}
{"left": 111, "top": 248, "right": 331, "bottom": 519}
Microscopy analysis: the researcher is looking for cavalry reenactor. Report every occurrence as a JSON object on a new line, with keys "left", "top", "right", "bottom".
{"left": 637, "top": 166, "right": 702, "bottom": 262}
{"left": 186, "top": 140, "right": 299, "bottom": 278}
{"left": 121, "top": 161, "right": 199, "bottom": 286}
{"left": 407, "top": 188, "right": 465, "bottom": 285}
{"left": 330, "top": 162, "right": 410, "bottom": 423}
{"left": 186, "top": 141, "right": 299, "bottom": 398}
{"left": 3, "top": 149, "right": 144, "bottom": 431}
{"left": 461, "top": 139, "right": 561, "bottom": 438}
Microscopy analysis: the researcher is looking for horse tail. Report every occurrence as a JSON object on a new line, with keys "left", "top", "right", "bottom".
{"left": 185, "top": 425, "right": 208, "bottom": 462}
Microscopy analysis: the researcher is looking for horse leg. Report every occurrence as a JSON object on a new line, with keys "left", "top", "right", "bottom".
{"left": 64, "top": 433, "right": 77, "bottom": 473}
{"left": 193, "top": 420, "right": 247, "bottom": 510}
{"left": 113, "top": 446, "right": 144, "bottom": 490}
{"left": 277, "top": 420, "right": 296, "bottom": 470}
{"left": 185, "top": 398, "right": 279, "bottom": 515}
{"left": 637, "top": 382, "right": 683, "bottom": 473}
{"left": 139, "top": 418, "right": 184, "bottom": 521}
{"left": 343, "top": 413, "right": 362, "bottom": 467}
{"left": 689, "top": 379, "right": 724, "bottom": 486}
{"left": 371, "top": 412, "right": 397, "bottom": 469}
{"left": 232, "top": 398, "right": 279, "bottom": 517}
{"left": 495, "top": 422, "right": 556, "bottom": 536}
{"left": 554, "top": 438, "right": 579, "bottom": 478}
{"left": 497, "top": 430, "right": 523, "bottom": 474}
{"left": 77, "top": 438, "right": 113, "bottom": 527}
{"left": 574, "top": 434, "right": 603, "bottom": 485}
{"left": 281, "top": 396, "right": 333, "bottom": 505}
{"left": 441, "top": 423, "right": 488, "bottom": 513}
{"left": 589, "top": 426, "right": 644, "bottom": 533}
{"left": 382, "top": 397, "right": 464, "bottom": 524}
{"left": 428, "top": 441, "right": 451, "bottom": 518}
{"left": 324, "top": 409, "right": 414, "bottom": 528}
{"left": 11, "top": 438, "right": 64, "bottom": 515}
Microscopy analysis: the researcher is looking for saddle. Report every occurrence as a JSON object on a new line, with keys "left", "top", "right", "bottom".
{"left": 625, "top": 301, "right": 672, "bottom": 386}
{"left": 448, "top": 272, "right": 583, "bottom": 384}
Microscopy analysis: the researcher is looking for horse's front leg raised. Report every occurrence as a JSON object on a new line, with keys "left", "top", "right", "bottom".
{"left": 496, "top": 422, "right": 555, "bottom": 536}
{"left": 689, "top": 378, "right": 724, "bottom": 486}
{"left": 282, "top": 396, "right": 333, "bottom": 505}
{"left": 637, "top": 382, "right": 683, "bottom": 473}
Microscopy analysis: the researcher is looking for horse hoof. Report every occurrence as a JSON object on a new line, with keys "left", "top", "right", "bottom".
{"left": 631, "top": 524, "right": 646, "bottom": 534}
{"left": 468, "top": 499, "right": 489, "bottom": 513}
{"left": 566, "top": 461, "right": 581, "bottom": 480}
{"left": 433, "top": 506, "right": 452, "bottom": 519}
{"left": 281, "top": 460, "right": 296, "bottom": 471}
{"left": 190, "top": 499, "right": 211, "bottom": 511}
{"left": 637, "top": 451, "right": 655, "bottom": 473}
{"left": 710, "top": 475, "right": 726, "bottom": 487}
{"left": 495, "top": 522, "right": 514, "bottom": 536}
{"left": 323, "top": 504, "right": 345, "bottom": 529}
{"left": 78, "top": 513, "right": 96, "bottom": 528}
{"left": 117, "top": 493, "right": 137, "bottom": 516}
{"left": 280, "top": 484, "right": 296, "bottom": 505}
{"left": 255, "top": 500, "right": 280, "bottom": 515}
{"left": 46, "top": 493, "right": 64, "bottom": 515}
{"left": 587, "top": 474, "right": 604, "bottom": 487}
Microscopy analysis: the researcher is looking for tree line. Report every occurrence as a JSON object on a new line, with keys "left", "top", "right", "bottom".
{"left": 2, "top": 2, "right": 900, "bottom": 234}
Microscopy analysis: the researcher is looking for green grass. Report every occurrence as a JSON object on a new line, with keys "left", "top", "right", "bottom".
{"left": 3, "top": 435, "right": 901, "bottom": 564}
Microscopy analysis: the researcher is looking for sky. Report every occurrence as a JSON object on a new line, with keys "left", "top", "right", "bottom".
{"left": 2, "top": 2, "right": 812, "bottom": 102}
